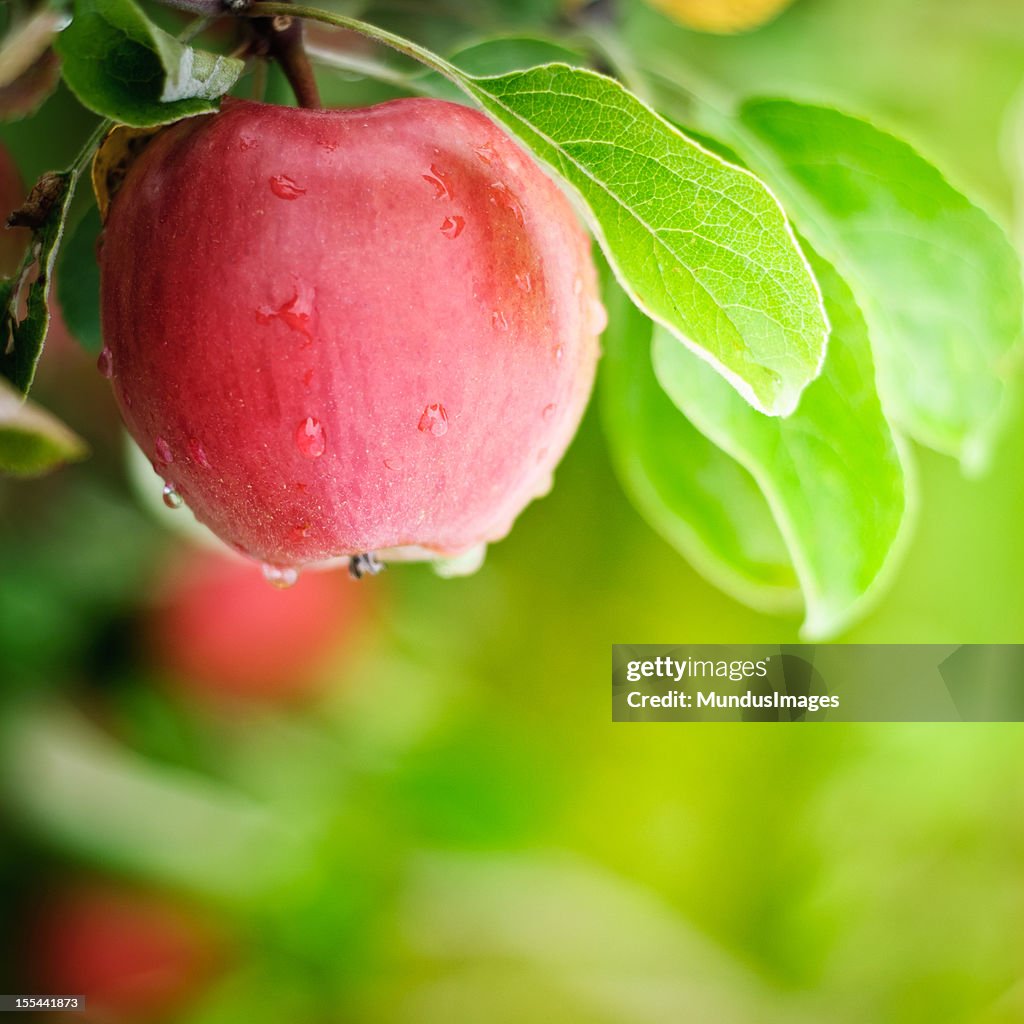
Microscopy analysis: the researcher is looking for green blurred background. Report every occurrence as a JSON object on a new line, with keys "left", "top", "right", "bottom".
{"left": 1, "top": 0, "right": 1023, "bottom": 1020}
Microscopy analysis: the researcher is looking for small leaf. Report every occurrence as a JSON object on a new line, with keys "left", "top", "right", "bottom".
{"left": 653, "top": 244, "right": 909, "bottom": 638}
{"left": 1, "top": 169, "right": 76, "bottom": 393}
{"left": 56, "top": 0, "right": 244, "bottom": 127}
{"left": 0, "top": 375, "right": 87, "bottom": 477}
{"left": 463, "top": 64, "right": 829, "bottom": 415}
{"left": 56, "top": 203, "right": 103, "bottom": 353}
{"left": 601, "top": 271, "right": 800, "bottom": 610}
{"left": 735, "top": 100, "right": 1024, "bottom": 468}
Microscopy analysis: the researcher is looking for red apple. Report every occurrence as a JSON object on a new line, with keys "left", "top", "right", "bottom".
{"left": 99, "top": 98, "right": 603, "bottom": 572}
{"left": 28, "top": 882, "right": 220, "bottom": 1022}
{"left": 146, "top": 546, "right": 369, "bottom": 703}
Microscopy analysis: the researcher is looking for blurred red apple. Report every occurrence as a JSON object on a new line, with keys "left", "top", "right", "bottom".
{"left": 0, "top": 143, "right": 30, "bottom": 275}
{"left": 147, "top": 547, "right": 370, "bottom": 704}
{"left": 29, "top": 882, "right": 220, "bottom": 1023}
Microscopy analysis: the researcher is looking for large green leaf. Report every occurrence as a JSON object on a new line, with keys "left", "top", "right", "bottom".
{"left": 653, "top": 244, "right": 910, "bottom": 638}
{"left": 56, "top": 0, "right": 244, "bottom": 127}
{"left": 463, "top": 65, "right": 829, "bottom": 416}
{"left": 734, "top": 100, "right": 1023, "bottom": 468}
{"left": 260, "top": 5, "right": 830, "bottom": 416}
{"left": 601, "top": 271, "right": 800, "bottom": 611}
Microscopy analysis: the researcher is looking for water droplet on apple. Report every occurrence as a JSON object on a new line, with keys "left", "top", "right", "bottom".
{"left": 155, "top": 436, "right": 173, "bottom": 464}
{"left": 492, "top": 311, "right": 508, "bottom": 331}
{"left": 474, "top": 141, "right": 497, "bottom": 165}
{"left": 289, "top": 522, "right": 311, "bottom": 542}
{"left": 440, "top": 215, "right": 465, "bottom": 239}
{"left": 256, "top": 281, "right": 316, "bottom": 344}
{"left": 384, "top": 456, "right": 403, "bottom": 471}
{"left": 96, "top": 346, "right": 113, "bottom": 378}
{"left": 488, "top": 182, "right": 525, "bottom": 226}
{"left": 542, "top": 403, "right": 557, "bottom": 423}
{"left": 423, "top": 165, "right": 452, "bottom": 200}
{"left": 262, "top": 564, "right": 299, "bottom": 589}
{"left": 295, "top": 417, "right": 326, "bottom": 459}
{"left": 515, "top": 272, "right": 532, "bottom": 293}
{"left": 573, "top": 275, "right": 583, "bottom": 297}
{"left": 187, "top": 437, "right": 211, "bottom": 469}
{"left": 553, "top": 344, "right": 564, "bottom": 362}
{"left": 269, "top": 174, "right": 306, "bottom": 200}
{"left": 239, "top": 135, "right": 258, "bottom": 151}
{"left": 588, "top": 297, "right": 608, "bottom": 334}
{"left": 162, "top": 483, "right": 183, "bottom": 509}
{"left": 418, "top": 403, "right": 449, "bottom": 437}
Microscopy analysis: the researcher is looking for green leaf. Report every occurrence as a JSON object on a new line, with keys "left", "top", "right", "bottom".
{"left": 0, "top": 375, "right": 87, "bottom": 476}
{"left": 1, "top": 169, "right": 76, "bottom": 393}
{"left": 653, "top": 244, "right": 910, "bottom": 638}
{"left": 56, "top": 0, "right": 244, "bottom": 127}
{"left": 256, "top": 5, "right": 830, "bottom": 416}
{"left": 601, "top": 270, "right": 800, "bottom": 610}
{"left": 734, "top": 100, "right": 1024, "bottom": 468}
{"left": 1, "top": 704, "right": 299, "bottom": 903}
{"left": 462, "top": 65, "right": 829, "bottom": 416}
{"left": 56, "top": 202, "right": 103, "bottom": 354}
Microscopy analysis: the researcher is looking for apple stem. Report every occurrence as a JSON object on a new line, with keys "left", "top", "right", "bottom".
{"left": 251, "top": 8, "right": 322, "bottom": 108}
